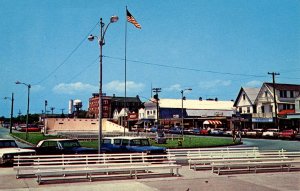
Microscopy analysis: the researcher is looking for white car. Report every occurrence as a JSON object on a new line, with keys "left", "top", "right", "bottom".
{"left": 0, "top": 139, "right": 35, "bottom": 165}
{"left": 262, "top": 129, "right": 279, "bottom": 138}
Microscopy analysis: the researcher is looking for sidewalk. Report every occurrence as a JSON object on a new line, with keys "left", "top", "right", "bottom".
{"left": 1, "top": 166, "right": 299, "bottom": 191}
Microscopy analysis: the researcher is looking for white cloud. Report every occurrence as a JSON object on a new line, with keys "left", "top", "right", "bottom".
{"left": 53, "top": 82, "right": 98, "bottom": 94}
{"left": 31, "top": 85, "right": 45, "bottom": 92}
{"left": 245, "top": 80, "right": 262, "bottom": 88}
{"left": 165, "top": 84, "right": 182, "bottom": 92}
{"left": 105, "top": 80, "right": 144, "bottom": 93}
{"left": 198, "top": 80, "right": 231, "bottom": 89}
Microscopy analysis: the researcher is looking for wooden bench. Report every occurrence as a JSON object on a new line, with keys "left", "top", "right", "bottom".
{"left": 14, "top": 153, "right": 181, "bottom": 184}
{"left": 189, "top": 157, "right": 291, "bottom": 170}
{"left": 35, "top": 163, "right": 181, "bottom": 184}
{"left": 187, "top": 149, "right": 291, "bottom": 170}
{"left": 211, "top": 160, "right": 294, "bottom": 175}
{"left": 167, "top": 147, "right": 259, "bottom": 163}
{"left": 14, "top": 153, "right": 165, "bottom": 178}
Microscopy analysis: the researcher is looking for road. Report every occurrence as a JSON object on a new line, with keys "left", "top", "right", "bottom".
{"left": 0, "top": 126, "right": 30, "bottom": 147}
{"left": 242, "top": 137, "right": 300, "bottom": 151}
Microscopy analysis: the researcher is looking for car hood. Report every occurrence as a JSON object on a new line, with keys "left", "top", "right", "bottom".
{"left": 0, "top": 148, "right": 36, "bottom": 155}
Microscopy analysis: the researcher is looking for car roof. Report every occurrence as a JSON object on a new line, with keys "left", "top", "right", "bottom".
{"left": 0, "top": 138, "right": 15, "bottom": 141}
{"left": 41, "top": 139, "right": 78, "bottom": 141}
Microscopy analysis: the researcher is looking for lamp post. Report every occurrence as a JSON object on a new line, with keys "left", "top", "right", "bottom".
{"left": 152, "top": 88, "right": 161, "bottom": 125}
{"left": 181, "top": 88, "right": 192, "bottom": 138}
{"left": 88, "top": 16, "right": 118, "bottom": 154}
{"left": 4, "top": 93, "right": 14, "bottom": 134}
{"left": 15, "top": 81, "right": 31, "bottom": 140}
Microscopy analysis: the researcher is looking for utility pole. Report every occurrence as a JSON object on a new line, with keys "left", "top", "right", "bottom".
{"left": 152, "top": 88, "right": 161, "bottom": 125}
{"left": 268, "top": 72, "right": 280, "bottom": 131}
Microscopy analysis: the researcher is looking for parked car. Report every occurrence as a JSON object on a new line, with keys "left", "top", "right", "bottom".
{"left": 183, "top": 128, "right": 194, "bottom": 134}
{"left": 2, "top": 122, "right": 10, "bottom": 128}
{"left": 209, "top": 128, "right": 224, "bottom": 135}
{"left": 34, "top": 139, "right": 97, "bottom": 155}
{"left": 223, "top": 130, "right": 232, "bottom": 136}
{"left": 262, "top": 129, "right": 279, "bottom": 138}
{"left": 192, "top": 128, "right": 200, "bottom": 135}
{"left": 200, "top": 128, "right": 209, "bottom": 135}
{"left": 278, "top": 129, "right": 297, "bottom": 139}
{"left": 246, "top": 129, "right": 263, "bottom": 138}
{"left": 155, "top": 131, "right": 167, "bottom": 144}
{"left": 169, "top": 127, "right": 183, "bottom": 134}
{"left": 101, "top": 136, "right": 166, "bottom": 154}
{"left": 0, "top": 139, "right": 36, "bottom": 165}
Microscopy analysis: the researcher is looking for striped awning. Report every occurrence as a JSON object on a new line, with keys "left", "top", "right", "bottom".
{"left": 203, "top": 120, "right": 222, "bottom": 125}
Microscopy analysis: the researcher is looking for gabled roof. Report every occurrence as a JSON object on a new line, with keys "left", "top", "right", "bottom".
{"left": 233, "top": 87, "right": 260, "bottom": 106}
{"left": 265, "top": 83, "right": 300, "bottom": 91}
{"left": 243, "top": 88, "right": 260, "bottom": 104}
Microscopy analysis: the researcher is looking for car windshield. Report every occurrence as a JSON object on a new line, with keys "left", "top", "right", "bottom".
{"left": 60, "top": 140, "right": 81, "bottom": 148}
{"left": 0, "top": 140, "right": 18, "bottom": 148}
{"left": 130, "top": 139, "right": 150, "bottom": 146}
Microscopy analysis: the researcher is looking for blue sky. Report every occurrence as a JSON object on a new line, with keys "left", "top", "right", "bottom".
{"left": 1, "top": 0, "right": 300, "bottom": 117}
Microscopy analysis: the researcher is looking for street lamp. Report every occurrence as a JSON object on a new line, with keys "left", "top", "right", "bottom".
{"left": 88, "top": 15, "right": 118, "bottom": 154}
{"left": 181, "top": 88, "right": 192, "bottom": 138}
{"left": 4, "top": 93, "right": 14, "bottom": 134}
{"left": 15, "top": 81, "right": 31, "bottom": 140}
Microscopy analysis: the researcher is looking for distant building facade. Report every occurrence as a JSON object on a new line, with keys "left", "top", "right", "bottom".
{"left": 233, "top": 83, "right": 300, "bottom": 130}
{"left": 139, "top": 98, "right": 234, "bottom": 129}
{"left": 88, "top": 93, "right": 142, "bottom": 120}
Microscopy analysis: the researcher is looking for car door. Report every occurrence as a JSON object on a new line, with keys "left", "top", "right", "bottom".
{"left": 120, "top": 139, "right": 130, "bottom": 152}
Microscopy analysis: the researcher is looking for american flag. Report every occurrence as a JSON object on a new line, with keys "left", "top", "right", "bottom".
{"left": 127, "top": 9, "right": 141, "bottom": 29}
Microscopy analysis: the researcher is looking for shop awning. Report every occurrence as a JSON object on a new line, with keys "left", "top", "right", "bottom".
{"left": 278, "top": 109, "right": 295, "bottom": 115}
{"left": 203, "top": 120, "right": 222, "bottom": 125}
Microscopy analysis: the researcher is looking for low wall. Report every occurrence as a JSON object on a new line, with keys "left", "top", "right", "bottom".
{"left": 45, "top": 118, "right": 127, "bottom": 134}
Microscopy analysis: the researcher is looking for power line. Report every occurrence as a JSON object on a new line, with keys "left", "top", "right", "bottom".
{"left": 34, "top": 22, "right": 99, "bottom": 85}
{"left": 103, "top": 55, "right": 266, "bottom": 78}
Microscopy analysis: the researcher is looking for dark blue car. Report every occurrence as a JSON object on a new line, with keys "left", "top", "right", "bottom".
{"left": 101, "top": 137, "right": 166, "bottom": 154}
{"left": 35, "top": 139, "right": 97, "bottom": 155}
{"left": 169, "top": 127, "right": 183, "bottom": 134}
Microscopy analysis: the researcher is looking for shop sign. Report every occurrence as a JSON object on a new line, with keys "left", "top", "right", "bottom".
{"left": 173, "top": 114, "right": 179, "bottom": 118}
{"left": 252, "top": 118, "right": 273, "bottom": 123}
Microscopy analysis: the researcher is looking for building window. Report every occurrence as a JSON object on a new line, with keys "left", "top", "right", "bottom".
{"left": 247, "top": 107, "right": 250, "bottom": 113}
{"left": 103, "top": 106, "right": 108, "bottom": 111}
{"left": 261, "top": 106, "right": 265, "bottom": 113}
{"left": 290, "top": 91, "right": 294, "bottom": 98}
{"left": 243, "top": 94, "right": 246, "bottom": 100}
{"left": 265, "top": 91, "right": 268, "bottom": 97}
{"left": 280, "top": 90, "right": 287, "bottom": 98}
{"left": 239, "top": 107, "right": 242, "bottom": 113}
{"left": 269, "top": 105, "right": 273, "bottom": 112}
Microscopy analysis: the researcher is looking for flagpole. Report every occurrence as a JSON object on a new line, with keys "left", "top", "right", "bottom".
{"left": 124, "top": 6, "right": 128, "bottom": 136}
